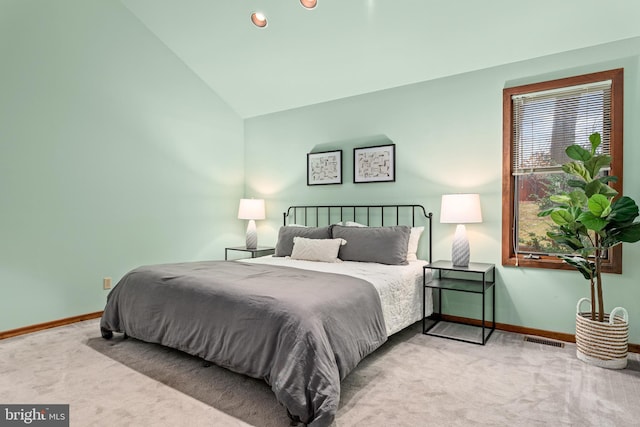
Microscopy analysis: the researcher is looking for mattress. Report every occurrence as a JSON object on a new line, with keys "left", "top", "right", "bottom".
{"left": 242, "top": 256, "right": 433, "bottom": 335}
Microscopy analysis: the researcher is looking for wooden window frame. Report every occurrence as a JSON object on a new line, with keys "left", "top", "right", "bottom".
{"left": 502, "top": 68, "right": 624, "bottom": 272}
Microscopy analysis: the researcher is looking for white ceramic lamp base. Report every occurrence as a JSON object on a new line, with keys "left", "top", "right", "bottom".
{"left": 451, "top": 224, "right": 470, "bottom": 267}
{"left": 245, "top": 219, "right": 257, "bottom": 249}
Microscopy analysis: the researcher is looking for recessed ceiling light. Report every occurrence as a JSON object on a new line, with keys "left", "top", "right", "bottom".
{"left": 300, "top": 0, "right": 317, "bottom": 10}
{"left": 251, "top": 12, "right": 268, "bottom": 28}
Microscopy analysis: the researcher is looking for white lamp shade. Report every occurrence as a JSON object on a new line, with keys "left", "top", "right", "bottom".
{"left": 440, "top": 194, "right": 483, "bottom": 224}
{"left": 238, "top": 199, "right": 265, "bottom": 220}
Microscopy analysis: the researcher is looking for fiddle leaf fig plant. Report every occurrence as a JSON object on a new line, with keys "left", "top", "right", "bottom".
{"left": 538, "top": 132, "right": 640, "bottom": 322}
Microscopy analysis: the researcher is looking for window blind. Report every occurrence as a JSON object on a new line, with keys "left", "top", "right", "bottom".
{"left": 512, "top": 80, "right": 612, "bottom": 175}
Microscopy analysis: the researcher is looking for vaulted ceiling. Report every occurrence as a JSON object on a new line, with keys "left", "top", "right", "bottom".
{"left": 122, "top": 0, "right": 640, "bottom": 118}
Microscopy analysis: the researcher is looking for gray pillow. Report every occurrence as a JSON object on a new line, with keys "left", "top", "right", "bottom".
{"left": 274, "top": 226, "right": 332, "bottom": 257}
{"left": 331, "top": 225, "right": 411, "bottom": 265}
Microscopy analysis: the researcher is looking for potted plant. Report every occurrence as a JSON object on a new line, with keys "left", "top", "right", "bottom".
{"left": 538, "top": 132, "right": 640, "bottom": 369}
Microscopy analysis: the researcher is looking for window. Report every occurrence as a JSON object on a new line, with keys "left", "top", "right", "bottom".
{"left": 502, "top": 69, "right": 624, "bottom": 272}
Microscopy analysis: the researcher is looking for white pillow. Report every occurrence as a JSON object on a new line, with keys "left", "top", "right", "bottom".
{"left": 290, "top": 237, "right": 347, "bottom": 263}
{"left": 406, "top": 226, "right": 424, "bottom": 261}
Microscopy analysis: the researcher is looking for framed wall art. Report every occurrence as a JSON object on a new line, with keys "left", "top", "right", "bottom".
{"left": 353, "top": 144, "right": 395, "bottom": 183}
{"left": 307, "top": 150, "right": 343, "bottom": 186}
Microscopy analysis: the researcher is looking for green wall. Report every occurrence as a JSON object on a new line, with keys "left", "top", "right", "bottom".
{"left": 0, "top": 0, "right": 244, "bottom": 331}
{"left": 2, "top": 1, "right": 638, "bottom": 345}
{"left": 245, "top": 37, "right": 640, "bottom": 343}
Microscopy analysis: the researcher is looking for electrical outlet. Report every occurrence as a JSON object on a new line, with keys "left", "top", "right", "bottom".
{"left": 103, "top": 277, "right": 112, "bottom": 290}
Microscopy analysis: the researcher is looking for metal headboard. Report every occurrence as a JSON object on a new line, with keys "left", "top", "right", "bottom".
{"left": 283, "top": 204, "right": 433, "bottom": 262}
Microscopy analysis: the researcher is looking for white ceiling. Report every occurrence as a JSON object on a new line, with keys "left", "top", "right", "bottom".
{"left": 122, "top": 0, "right": 640, "bottom": 118}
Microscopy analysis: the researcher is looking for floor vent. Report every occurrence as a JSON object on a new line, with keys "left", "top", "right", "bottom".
{"left": 524, "top": 336, "right": 565, "bottom": 348}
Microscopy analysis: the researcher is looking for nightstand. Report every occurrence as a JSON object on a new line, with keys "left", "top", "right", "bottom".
{"left": 225, "top": 246, "right": 275, "bottom": 260}
{"left": 423, "top": 260, "right": 495, "bottom": 345}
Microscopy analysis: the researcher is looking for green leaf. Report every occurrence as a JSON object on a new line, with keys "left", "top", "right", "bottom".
{"left": 563, "top": 162, "right": 591, "bottom": 181}
{"left": 550, "top": 209, "right": 575, "bottom": 225}
{"left": 567, "top": 179, "right": 586, "bottom": 189}
{"left": 603, "top": 222, "right": 640, "bottom": 246}
{"left": 569, "top": 190, "right": 588, "bottom": 207}
{"left": 568, "top": 206, "right": 583, "bottom": 219}
{"left": 559, "top": 255, "right": 595, "bottom": 280}
{"left": 598, "top": 183, "right": 619, "bottom": 198}
{"left": 584, "top": 154, "right": 611, "bottom": 179}
{"left": 538, "top": 208, "right": 555, "bottom": 217}
{"left": 550, "top": 194, "right": 571, "bottom": 205}
{"left": 584, "top": 179, "right": 602, "bottom": 198}
{"left": 589, "top": 132, "right": 601, "bottom": 154}
{"left": 608, "top": 196, "right": 640, "bottom": 224}
{"left": 587, "top": 194, "right": 611, "bottom": 217}
{"left": 546, "top": 232, "right": 584, "bottom": 250}
{"left": 565, "top": 145, "right": 591, "bottom": 162}
{"left": 598, "top": 175, "right": 618, "bottom": 184}
{"left": 614, "top": 223, "right": 640, "bottom": 243}
{"left": 577, "top": 211, "right": 608, "bottom": 231}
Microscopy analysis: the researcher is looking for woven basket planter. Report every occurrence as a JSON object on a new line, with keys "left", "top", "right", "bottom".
{"left": 575, "top": 298, "right": 628, "bottom": 369}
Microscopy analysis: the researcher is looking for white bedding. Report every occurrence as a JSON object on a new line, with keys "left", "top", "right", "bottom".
{"left": 241, "top": 256, "right": 433, "bottom": 336}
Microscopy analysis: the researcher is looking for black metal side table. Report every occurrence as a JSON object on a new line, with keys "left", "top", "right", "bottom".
{"left": 423, "top": 260, "right": 496, "bottom": 345}
{"left": 225, "top": 246, "right": 275, "bottom": 260}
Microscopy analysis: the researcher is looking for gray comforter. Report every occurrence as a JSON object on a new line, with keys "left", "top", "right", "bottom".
{"left": 100, "top": 260, "right": 387, "bottom": 426}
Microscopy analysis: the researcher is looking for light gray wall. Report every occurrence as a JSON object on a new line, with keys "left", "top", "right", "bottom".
{"left": 0, "top": 0, "right": 244, "bottom": 330}
{"left": 245, "top": 37, "right": 640, "bottom": 343}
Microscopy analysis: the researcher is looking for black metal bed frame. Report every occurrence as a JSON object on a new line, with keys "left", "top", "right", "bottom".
{"left": 283, "top": 204, "right": 433, "bottom": 262}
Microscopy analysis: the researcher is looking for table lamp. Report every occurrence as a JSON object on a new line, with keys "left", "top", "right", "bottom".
{"left": 238, "top": 199, "right": 265, "bottom": 249}
{"left": 440, "top": 194, "right": 483, "bottom": 267}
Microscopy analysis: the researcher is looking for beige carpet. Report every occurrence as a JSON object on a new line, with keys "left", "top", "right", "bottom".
{"left": 1, "top": 319, "right": 639, "bottom": 426}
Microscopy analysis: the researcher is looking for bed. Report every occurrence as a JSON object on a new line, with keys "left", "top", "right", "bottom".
{"left": 100, "top": 204, "right": 433, "bottom": 426}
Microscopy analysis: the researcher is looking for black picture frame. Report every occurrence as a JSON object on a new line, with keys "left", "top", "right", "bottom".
{"left": 307, "top": 150, "right": 343, "bottom": 186}
{"left": 353, "top": 144, "right": 396, "bottom": 183}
